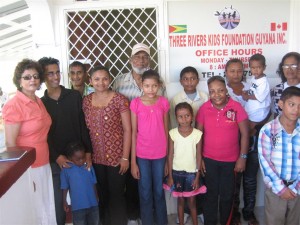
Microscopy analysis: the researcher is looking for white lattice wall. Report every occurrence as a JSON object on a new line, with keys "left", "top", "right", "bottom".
{"left": 65, "top": 7, "right": 158, "bottom": 82}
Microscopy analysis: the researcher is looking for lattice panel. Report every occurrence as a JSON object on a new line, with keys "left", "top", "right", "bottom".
{"left": 66, "top": 7, "right": 158, "bottom": 80}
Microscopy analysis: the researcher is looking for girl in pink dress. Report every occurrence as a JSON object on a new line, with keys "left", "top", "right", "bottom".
{"left": 130, "top": 69, "right": 169, "bottom": 225}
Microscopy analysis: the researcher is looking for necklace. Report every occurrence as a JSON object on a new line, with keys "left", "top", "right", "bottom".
{"left": 92, "top": 91, "right": 114, "bottom": 107}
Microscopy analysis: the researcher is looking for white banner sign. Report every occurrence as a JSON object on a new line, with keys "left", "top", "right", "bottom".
{"left": 168, "top": 1, "right": 290, "bottom": 82}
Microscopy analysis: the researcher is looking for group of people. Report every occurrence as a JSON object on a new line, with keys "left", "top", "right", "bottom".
{"left": 1, "top": 43, "right": 300, "bottom": 225}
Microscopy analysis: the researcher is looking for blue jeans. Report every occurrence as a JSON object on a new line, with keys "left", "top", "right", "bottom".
{"left": 72, "top": 206, "right": 100, "bottom": 225}
{"left": 137, "top": 157, "right": 168, "bottom": 225}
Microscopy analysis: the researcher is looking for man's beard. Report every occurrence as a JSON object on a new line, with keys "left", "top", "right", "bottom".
{"left": 132, "top": 65, "right": 149, "bottom": 75}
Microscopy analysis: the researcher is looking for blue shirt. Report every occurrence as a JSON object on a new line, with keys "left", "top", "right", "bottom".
{"left": 60, "top": 163, "right": 98, "bottom": 211}
{"left": 258, "top": 117, "right": 300, "bottom": 195}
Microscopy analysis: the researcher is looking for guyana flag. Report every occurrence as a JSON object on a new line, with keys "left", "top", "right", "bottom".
{"left": 169, "top": 25, "right": 187, "bottom": 33}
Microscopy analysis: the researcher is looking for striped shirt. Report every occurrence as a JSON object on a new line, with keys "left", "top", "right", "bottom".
{"left": 112, "top": 71, "right": 166, "bottom": 101}
{"left": 258, "top": 116, "right": 300, "bottom": 195}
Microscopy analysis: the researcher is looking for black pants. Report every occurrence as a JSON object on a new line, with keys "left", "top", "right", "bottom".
{"left": 203, "top": 158, "right": 235, "bottom": 225}
{"left": 125, "top": 166, "right": 140, "bottom": 220}
{"left": 232, "top": 125, "right": 262, "bottom": 221}
{"left": 93, "top": 164, "right": 127, "bottom": 225}
{"left": 51, "top": 162, "right": 66, "bottom": 225}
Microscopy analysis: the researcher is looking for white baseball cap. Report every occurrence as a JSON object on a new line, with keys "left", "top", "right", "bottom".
{"left": 131, "top": 43, "right": 150, "bottom": 56}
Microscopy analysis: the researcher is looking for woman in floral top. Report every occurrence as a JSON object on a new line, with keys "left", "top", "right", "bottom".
{"left": 83, "top": 65, "right": 131, "bottom": 225}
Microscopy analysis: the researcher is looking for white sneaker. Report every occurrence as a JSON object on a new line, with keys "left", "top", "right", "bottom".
{"left": 176, "top": 213, "right": 189, "bottom": 224}
{"left": 127, "top": 219, "right": 139, "bottom": 225}
{"left": 197, "top": 214, "right": 204, "bottom": 223}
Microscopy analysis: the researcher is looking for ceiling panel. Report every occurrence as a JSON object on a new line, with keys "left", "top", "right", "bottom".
{"left": 0, "top": 0, "right": 33, "bottom": 58}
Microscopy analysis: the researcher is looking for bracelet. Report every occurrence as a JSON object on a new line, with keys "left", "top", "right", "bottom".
{"left": 240, "top": 153, "right": 248, "bottom": 159}
{"left": 122, "top": 157, "right": 128, "bottom": 161}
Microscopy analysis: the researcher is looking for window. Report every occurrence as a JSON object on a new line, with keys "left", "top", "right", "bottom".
{"left": 66, "top": 7, "right": 158, "bottom": 82}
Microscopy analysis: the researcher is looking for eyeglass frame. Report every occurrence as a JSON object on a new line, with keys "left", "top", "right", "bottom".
{"left": 282, "top": 64, "right": 298, "bottom": 70}
{"left": 21, "top": 74, "right": 40, "bottom": 80}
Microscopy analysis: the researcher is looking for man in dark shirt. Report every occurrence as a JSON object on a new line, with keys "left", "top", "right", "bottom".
{"left": 39, "top": 57, "right": 92, "bottom": 225}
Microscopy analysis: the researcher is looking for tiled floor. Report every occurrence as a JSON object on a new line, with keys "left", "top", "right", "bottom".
{"left": 66, "top": 206, "right": 265, "bottom": 225}
{"left": 167, "top": 206, "right": 265, "bottom": 225}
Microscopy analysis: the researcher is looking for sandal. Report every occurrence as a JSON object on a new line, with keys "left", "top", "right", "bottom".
{"left": 230, "top": 213, "right": 241, "bottom": 225}
{"left": 248, "top": 215, "right": 259, "bottom": 225}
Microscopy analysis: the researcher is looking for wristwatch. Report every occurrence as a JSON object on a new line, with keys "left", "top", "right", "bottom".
{"left": 240, "top": 153, "right": 248, "bottom": 159}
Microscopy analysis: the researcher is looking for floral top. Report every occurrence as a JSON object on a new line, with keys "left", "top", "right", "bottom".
{"left": 271, "top": 82, "right": 300, "bottom": 116}
{"left": 271, "top": 83, "right": 284, "bottom": 116}
{"left": 83, "top": 92, "right": 129, "bottom": 166}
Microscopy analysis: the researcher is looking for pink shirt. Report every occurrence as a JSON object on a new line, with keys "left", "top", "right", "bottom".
{"left": 2, "top": 91, "right": 51, "bottom": 168}
{"left": 196, "top": 98, "right": 248, "bottom": 162}
{"left": 130, "top": 96, "right": 169, "bottom": 159}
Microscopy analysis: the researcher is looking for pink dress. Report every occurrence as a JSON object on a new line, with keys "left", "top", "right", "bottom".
{"left": 130, "top": 96, "right": 169, "bottom": 159}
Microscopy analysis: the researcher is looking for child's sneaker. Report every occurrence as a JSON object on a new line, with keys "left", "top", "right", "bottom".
{"left": 127, "top": 219, "right": 140, "bottom": 225}
{"left": 197, "top": 214, "right": 204, "bottom": 223}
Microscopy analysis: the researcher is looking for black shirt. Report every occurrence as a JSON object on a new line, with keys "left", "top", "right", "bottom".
{"left": 41, "top": 85, "right": 92, "bottom": 162}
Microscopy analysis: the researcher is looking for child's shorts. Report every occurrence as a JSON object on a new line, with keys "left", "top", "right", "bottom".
{"left": 163, "top": 170, "right": 206, "bottom": 197}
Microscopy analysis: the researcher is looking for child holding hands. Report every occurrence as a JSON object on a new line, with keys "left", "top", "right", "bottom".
{"left": 130, "top": 69, "right": 169, "bottom": 225}
{"left": 164, "top": 102, "right": 206, "bottom": 225}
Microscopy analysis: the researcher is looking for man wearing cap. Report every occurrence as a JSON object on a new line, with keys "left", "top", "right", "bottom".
{"left": 113, "top": 43, "right": 165, "bottom": 101}
{"left": 113, "top": 43, "right": 165, "bottom": 225}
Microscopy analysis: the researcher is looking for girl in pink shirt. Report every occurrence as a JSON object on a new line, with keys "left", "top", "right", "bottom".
{"left": 130, "top": 69, "right": 169, "bottom": 225}
{"left": 196, "top": 76, "right": 249, "bottom": 225}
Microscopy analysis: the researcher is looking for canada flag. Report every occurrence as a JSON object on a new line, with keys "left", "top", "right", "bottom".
{"left": 270, "top": 22, "right": 287, "bottom": 31}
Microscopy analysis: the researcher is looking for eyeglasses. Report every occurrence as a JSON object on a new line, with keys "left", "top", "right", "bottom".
{"left": 46, "top": 71, "right": 62, "bottom": 77}
{"left": 282, "top": 64, "right": 298, "bottom": 70}
{"left": 132, "top": 55, "right": 150, "bottom": 62}
{"left": 21, "top": 74, "right": 40, "bottom": 80}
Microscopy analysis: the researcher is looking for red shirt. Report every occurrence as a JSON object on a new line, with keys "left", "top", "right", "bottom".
{"left": 196, "top": 98, "right": 248, "bottom": 162}
{"left": 2, "top": 91, "right": 51, "bottom": 167}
